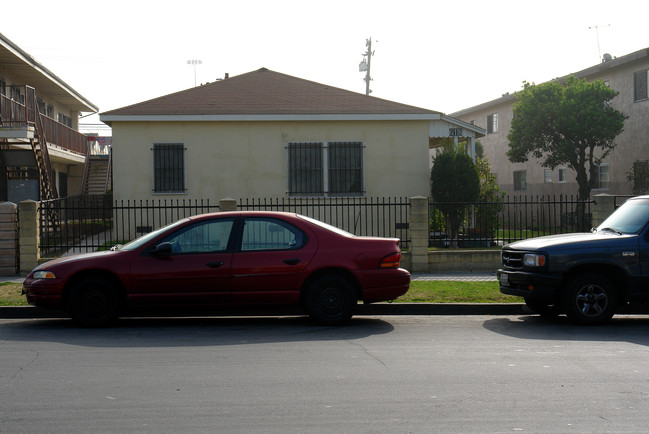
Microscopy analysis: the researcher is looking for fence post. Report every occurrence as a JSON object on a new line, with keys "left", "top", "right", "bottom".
{"left": 19, "top": 200, "right": 40, "bottom": 275}
{"left": 0, "top": 202, "right": 18, "bottom": 276}
{"left": 219, "top": 198, "right": 238, "bottom": 212}
{"left": 409, "top": 196, "right": 429, "bottom": 273}
{"left": 592, "top": 194, "right": 615, "bottom": 227}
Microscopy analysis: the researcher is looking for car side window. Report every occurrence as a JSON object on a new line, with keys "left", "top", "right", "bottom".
{"left": 162, "top": 219, "right": 234, "bottom": 254}
{"left": 241, "top": 218, "right": 305, "bottom": 251}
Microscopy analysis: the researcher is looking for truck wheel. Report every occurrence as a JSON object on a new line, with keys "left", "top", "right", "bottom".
{"left": 562, "top": 274, "right": 617, "bottom": 325}
{"left": 524, "top": 297, "right": 561, "bottom": 318}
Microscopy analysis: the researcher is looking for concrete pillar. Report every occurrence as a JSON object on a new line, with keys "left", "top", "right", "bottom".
{"left": 0, "top": 202, "right": 18, "bottom": 275}
{"left": 19, "top": 200, "right": 39, "bottom": 275}
{"left": 409, "top": 196, "right": 429, "bottom": 273}
{"left": 219, "top": 198, "right": 238, "bottom": 212}
{"left": 592, "top": 194, "right": 616, "bottom": 227}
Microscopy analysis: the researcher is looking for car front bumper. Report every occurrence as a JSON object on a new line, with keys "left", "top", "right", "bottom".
{"left": 22, "top": 277, "right": 65, "bottom": 309}
{"left": 497, "top": 269, "right": 562, "bottom": 302}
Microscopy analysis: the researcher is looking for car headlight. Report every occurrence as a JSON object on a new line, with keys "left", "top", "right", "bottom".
{"left": 33, "top": 271, "right": 56, "bottom": 279}
{"left": 523, "top": 253, "right": 546, "bottom": 267}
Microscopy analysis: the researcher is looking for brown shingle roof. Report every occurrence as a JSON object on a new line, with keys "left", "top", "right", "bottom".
{"left": 102, "top": 68, "right": 440, "bottom": 117}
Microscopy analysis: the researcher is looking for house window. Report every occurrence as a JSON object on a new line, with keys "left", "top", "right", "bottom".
{"left": 634, "top": 69, "right": 648, "bottom": 102}
{"left": 57, "top": 113, "right": 72, "bottom": 128}
{"left": 558, "top": 167, "right": 567, "bottom": 183}
{"left": 288, "top": 141, "right": 364, "bottom": 196}
{"left": 487, "top": 113, "right": 498, "bottom": 134}
{"left": 0, "top": 78, "right": 5, "bottom": 96}
{"left": 153, "top": 143, "right": 186, "bottom": 193}
{"left": 595, "top": 163, "right": 609, "bottom": 190}
{"left": 544, "top": 169, "right": 552, "bottom": 183}
{"left": 513, "top": 170, "right": 527, "bottom": 191}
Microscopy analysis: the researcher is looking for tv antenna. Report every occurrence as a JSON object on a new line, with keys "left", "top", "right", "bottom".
{"left": 588, "top": 24, "right": 610, "bottom": 61}
{"left": 187, "top": 59, "right": 202, "bottom": 86}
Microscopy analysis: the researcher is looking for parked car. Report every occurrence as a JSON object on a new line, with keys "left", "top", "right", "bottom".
{"left": 498, "top": 195, "right": 649, "bottom": 324}
{"left": 23, "top": 211, "right": 410, "bottom": 326}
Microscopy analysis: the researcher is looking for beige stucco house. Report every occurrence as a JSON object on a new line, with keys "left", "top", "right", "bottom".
{"left": 100, "top": 68, "right": 484, "bottom": 203}
{"left": 451, "top": 47, "right": 649, "bottom": 198}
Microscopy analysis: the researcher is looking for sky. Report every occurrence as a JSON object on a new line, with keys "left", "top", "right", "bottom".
{"left": 3, "top": 0, "right": 648, "bottom": 136}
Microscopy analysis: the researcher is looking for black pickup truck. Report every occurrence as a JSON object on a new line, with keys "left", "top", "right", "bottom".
{"left": 498, "top": 195, "right": 649, "bottom": 324}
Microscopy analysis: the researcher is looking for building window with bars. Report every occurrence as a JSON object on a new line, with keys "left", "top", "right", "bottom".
{"left": 287, "top": 141, "right": 364, "bottom": 196}
{"left": 153, "top": 143, "right": 186, "bottom": 193}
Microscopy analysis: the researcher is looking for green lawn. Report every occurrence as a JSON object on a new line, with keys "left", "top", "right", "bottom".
{"left": 0, "top": 280, "right": 522, "bottom": 307}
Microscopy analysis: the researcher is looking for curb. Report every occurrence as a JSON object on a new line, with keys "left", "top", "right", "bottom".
{"left": 0, "top": 303, "right": 527, "bottom": 320}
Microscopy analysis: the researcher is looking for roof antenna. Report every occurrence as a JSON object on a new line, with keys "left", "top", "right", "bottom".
{"left": 588, "top": 24, "right": 610, "bottom": 62}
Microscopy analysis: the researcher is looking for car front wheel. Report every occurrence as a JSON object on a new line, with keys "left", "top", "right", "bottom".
{"left": 562, "top": 274, "right": 617, "bottom": 325}
{"left": 68, "top": 278, "right": 120, "bottom": 327}
{"left": 304, "top": 275, "right": 356, "bottom": 325}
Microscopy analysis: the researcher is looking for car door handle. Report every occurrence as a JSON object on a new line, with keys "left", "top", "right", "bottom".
{"left": 206, "top": 262, "right": 224, "bottom": 268}
{"left": 283, "top": 259, "right": 301, "bottom": 265}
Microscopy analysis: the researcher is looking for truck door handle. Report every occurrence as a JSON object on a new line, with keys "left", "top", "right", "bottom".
{"left": 283, "top": 259, "right": 301, "bottom": 265}
{"left": 206, "top": 262, "right": 224, "bottom": 268}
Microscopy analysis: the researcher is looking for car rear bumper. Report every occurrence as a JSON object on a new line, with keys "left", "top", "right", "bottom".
{"left": 497, "top": 269, "right": 562, "bottom": 302}
{"left": 359, "top": 268, "right": 411, "bottom": 303}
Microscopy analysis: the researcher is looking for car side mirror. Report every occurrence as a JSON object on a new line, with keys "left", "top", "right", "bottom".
{"left": 151, "top": 242, "right": 173, "bottom": 256}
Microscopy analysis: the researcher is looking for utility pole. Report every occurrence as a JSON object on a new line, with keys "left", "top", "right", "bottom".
{"left": 358, "top": 38, "right": 374, "bottom": 95}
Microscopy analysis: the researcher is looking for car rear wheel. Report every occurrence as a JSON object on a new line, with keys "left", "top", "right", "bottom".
{"left": 304, "top": 275, "right": 356, "bottom": 325}
{"left": 562, "top": 274, "right": 617, "bottom": 325}
{"left": 524, "top": 297, "right": 562, "bottom": 318}
{"left": 68, "top": 278, "right": 119, "bottom": 327}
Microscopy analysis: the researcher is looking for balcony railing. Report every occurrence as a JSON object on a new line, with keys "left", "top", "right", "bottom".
{"left": 0, "top": 86, "right": 86, "bottom": 154}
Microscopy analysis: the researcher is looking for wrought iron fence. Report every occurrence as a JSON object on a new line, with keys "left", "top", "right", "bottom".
{"left": 429, "top": 195, "right": 594, "bottom": 248}
{"left": 39, "top": 195, "right": 219, "bottom": 257}
{"left": 239, "top": 197, "right": 411, "bottom": 245}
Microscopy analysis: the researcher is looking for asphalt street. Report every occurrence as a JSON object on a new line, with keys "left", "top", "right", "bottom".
{"left": 3, "top": 314, "right": 649, "bottom": 433}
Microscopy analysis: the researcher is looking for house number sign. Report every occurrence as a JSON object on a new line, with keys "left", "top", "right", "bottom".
{"left": 449, "top": 128, "right": 463, "bottom": 137}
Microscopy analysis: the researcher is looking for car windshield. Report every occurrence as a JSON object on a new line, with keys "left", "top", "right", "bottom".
{"left": 297, "top": 214, "right": 354, "bottom": 237}
{"left": 118, "top": 218, "right": 190, "bottom": 251}
{"left": 597, "top": 199, "right": 649, "bottom": 235}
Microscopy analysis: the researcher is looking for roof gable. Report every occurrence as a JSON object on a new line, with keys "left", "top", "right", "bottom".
{"left": 102, "top": 68, "right": 440, "bottom": 117}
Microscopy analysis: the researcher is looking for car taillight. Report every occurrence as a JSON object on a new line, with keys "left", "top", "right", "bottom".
{"left": 380, "top": 252, "right": 401, "bottom": 268}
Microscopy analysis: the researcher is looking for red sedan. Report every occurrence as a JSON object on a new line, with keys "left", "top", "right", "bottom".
{"left": 23, "top": 211, "right": 410, "bottom": 326}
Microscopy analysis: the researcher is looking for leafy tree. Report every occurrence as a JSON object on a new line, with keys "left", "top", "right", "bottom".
{"left": 508, "top": 76, "right": 627, "bottom": 202}
{"left": 430, "top": 148, "right": 480, "bottom": 247}
{"left": 474, "top": 143, "right": 505, "bottom": 237}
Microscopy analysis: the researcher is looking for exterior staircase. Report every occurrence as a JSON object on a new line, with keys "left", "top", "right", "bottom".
{"left": 81, "top": 154, "right": 111, "bottom": 195}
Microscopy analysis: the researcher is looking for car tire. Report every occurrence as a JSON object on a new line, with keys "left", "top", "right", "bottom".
{"left": 304, "top": 275, "right": 356, "bottom": 325}
{"left": 562, "top": 274, "right": 617, "bottom": 325}
{"left": 68, "top": 278, "right": 119, "bottom": 327}
{"left": 524, "top": 297, "right": 562, "bottom": 318}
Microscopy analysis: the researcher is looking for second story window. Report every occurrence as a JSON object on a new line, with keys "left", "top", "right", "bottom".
{"left": 558, "top": 167, "right": 567, "bottom": 183}
{"left": 634, "top": 69, "right": 648, "bottom": 102}
{"left": 57, "top": 113, "right": 72, "bottom": 128}
{"left": 487, "top": 113, "right": 498, "bottom": 134}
